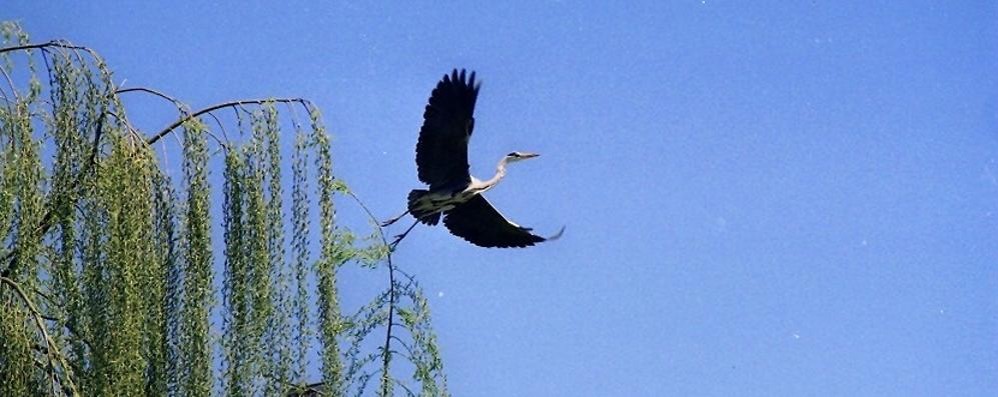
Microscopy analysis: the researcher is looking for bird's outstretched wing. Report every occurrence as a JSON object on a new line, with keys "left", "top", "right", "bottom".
{"left": 416, "top": 69, "right": 480, "bottom": 190}
{"left": 443, "top": 195, "right": 555, "bottom": 248}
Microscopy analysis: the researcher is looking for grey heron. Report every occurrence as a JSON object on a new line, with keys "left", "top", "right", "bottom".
{"left": 383, "top": 69, "right": 563, "bottom": 248}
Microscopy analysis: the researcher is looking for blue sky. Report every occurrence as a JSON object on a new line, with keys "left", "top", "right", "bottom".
{"left": 6, "top": 1, "right": 997, "bottom": 395}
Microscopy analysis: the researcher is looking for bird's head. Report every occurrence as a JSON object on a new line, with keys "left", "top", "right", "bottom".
{"left": 504, "top": 151, "right": 540, "bottom": 164}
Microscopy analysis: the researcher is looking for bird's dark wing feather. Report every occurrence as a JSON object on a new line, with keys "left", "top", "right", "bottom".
{"left": 443, "top": 195, "right": 546, "bottom": 248}
{"left": 416, "top": 69, "right": 480, "bottom": 190}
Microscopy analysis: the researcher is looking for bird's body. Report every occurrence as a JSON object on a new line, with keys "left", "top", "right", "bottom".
{"left": 384, "top": 69, "right": 562, "bottom": 248}
{"left": 406, "top": 182, "right": 483, "bottom": 225}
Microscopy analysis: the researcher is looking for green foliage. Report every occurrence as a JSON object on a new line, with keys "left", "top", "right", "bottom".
{"left": 92, "top": 137, "right": 158, "bottom": 394}
{"left": 291, "top": 121, "right": 312, "bottom": 382}
{"left": 223, "top": 146, "right": 251, "bottom": 394}
{"left": 0, "top": 22, "right": 449, "bottom": 397}
{"left": 312, "top": 105, "right": 349, "bottom": 396}
{"left": 181, "top": 116, "right": 216, "bottom": 397}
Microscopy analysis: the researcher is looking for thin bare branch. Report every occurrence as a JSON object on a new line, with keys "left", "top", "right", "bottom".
{"left": 0, "top": 64, "right": 17, "bottom": 102}
{"left": 146, "top": 98, "right": 311, "bottom": 146}
{"left": 0, "top": 40, "right": 93, "bottom": 56}
{"left": 339, "top": 189, "right": 402, "bottom": 396}
{"left": 116, "top": 86, "right": 185, "bottom": 108}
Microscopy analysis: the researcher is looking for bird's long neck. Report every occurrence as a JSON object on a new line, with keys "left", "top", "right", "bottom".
{"left": 479, "top": 157, "right": 509, "bottom": 191}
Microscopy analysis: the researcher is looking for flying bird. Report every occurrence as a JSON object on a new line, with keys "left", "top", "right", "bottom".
{"left": 383, "top": 69, "right": 563, "bottom": 248}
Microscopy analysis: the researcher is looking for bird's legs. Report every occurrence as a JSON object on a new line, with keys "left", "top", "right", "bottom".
{"left": 381, "top": 209, "right": 410, "bottom": 227}
{"left": 388, "top": 220, "right": 419, "bottom": 250}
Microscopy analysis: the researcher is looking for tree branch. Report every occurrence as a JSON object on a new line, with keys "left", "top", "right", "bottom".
{"left": 116, "top": 86, "right": 185, "bottom": 108}
{"left": 0, "top": 40, "right": 94, "bottom": 56}
{"left": 1, "top": 276, "right": 80, "bottom": 397}
{"left": 145, "top": 98, "right": 312, "bottom": 146}
{"left": 339, "top": 189, "right": 401, "bottom": 395}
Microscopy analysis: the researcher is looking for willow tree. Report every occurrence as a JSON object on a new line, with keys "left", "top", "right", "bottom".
{"left": 0, "top": 22, "right": 447, "bottom": 397}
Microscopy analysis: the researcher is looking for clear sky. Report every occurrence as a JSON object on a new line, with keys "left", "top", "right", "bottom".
{"left": 6, "top": 2, "right": 997, "bottom": 395}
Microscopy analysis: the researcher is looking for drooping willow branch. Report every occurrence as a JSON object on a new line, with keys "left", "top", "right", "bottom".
{"left": 0, "top": 39, "right": 104, "bottom": 106}
{"left": 0, "top": 39, "right": 109, "bottom": 279}
{"left": 339, "top": 189, "right": 402, "bottom": 396}
{"left": 1, "top": 94, "right": 311, "bottom": 277}
{"left": 1, "top": 276, "right": 80, "bottom": 397}
{"left": 0, "top": 108, "right": 105, "bottom": 279}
